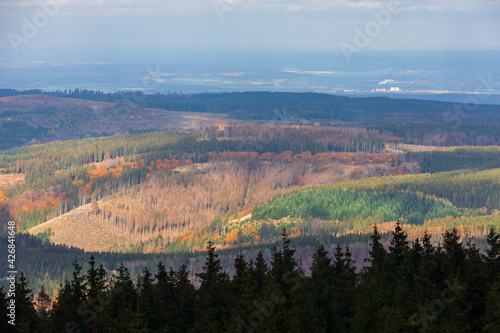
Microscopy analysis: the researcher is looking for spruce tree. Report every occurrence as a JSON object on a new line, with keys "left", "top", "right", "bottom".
{"left": 353, "top": 226, "right": 389, "bottom": 332}
{"left": 171, "top": 265, "right": 196, "bottom": 333}
{"left": 336, "top": 245, "right": 357, "bottom": 331}
{"left": 153, "top": 262, "right": 175, "bottom": 331}
{"left": 250, "top": 250, "right": 268, "bottom": 294}
{"left": 15, "top": 273, "right": 40, "bottom": 332}
{"left": 85, "top": 258, "right": 108, "bottom": 333}
{"left": 193, "top": 241, "right": 230, "bottom": 332}
{"left": 366, "top": 225, "right": 387, "bottom": 272}
{"left": 389, "top": 220, "right": 409, "bottom": 266}
{"left": 484, "top": 282, "right": 500, "bottom": 333}
{"left": 86, "top": 255, "right": 107, "bottom": 301}
{"left": 34, "top": 286, "right": 51, "bottom": 319}
{"left": 486, "top": 227, "right": 500, "bottom": 260}
{"left": 310, "top": 244, "right": 332, "bottom": 331}
{"left": 422, "top": 229, "right": 435, "bottom": 255}
{"left": 486, "top": 227, "right": 500, "bottom": 279}
{"left": 48, "top": 261, "right": 87, "bottom": 332}
{"left": 229, "top": 253, "right": 254, "bottom": 332}
{"left": 442, "top": 227, "right": 466, "bottom": 274}
{"left": 0, "top": 287, "right": 12, "bottom": 333}
{"left": 137, "top": 267, "right": 155, "bottom": 332}
{"left": 103, "top": 264, "right": 144, "bottom": 332}
{"left": 263, "top": 229, "right": 304, "bottom": 332}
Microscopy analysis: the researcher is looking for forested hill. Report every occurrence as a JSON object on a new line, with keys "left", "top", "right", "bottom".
{"left": 1, "top": 89, "right": 500, "bottom": 151}
{"left": 2, "top": 88, "right": 500, "bottom": 123}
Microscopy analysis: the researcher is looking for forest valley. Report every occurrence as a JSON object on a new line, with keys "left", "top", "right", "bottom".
{"left": 0, "top": 91, "right": 499, "bottom": 324}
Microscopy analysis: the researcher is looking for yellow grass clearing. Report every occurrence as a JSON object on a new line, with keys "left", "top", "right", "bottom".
{"left": 29, "top": 199, "right": 134, "bottom": 252}
{"left": 0, "top": 174, "right": 24, "bottom": 186}
{"left": 385, "top": 143, "right": 442, "bottom": 153}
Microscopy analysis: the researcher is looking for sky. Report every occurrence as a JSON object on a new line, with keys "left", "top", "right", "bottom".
{"left": 0, "top": 0, "right": 499, "bottom": 56}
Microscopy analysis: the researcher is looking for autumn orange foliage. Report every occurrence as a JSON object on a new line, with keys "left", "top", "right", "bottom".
{"left": 224, "top": 229, "right": 239, "bottom": 244}
{"left": 73, "top": 180, "right": 83, "bottom": 187}
{"left": 155, "top": 159, "right": 191, "bottom": 171}
{"left": 87, "top": 158, "right": 193, "bottom": 180}
{"left": 238, "top": 209, "right": 252, "bottom": 218}
{"left": 0, "top": 187, "right": 8, "bottom": 209}
{"left": 390, "top": 165, "right": 408, "bottom": 176}
{"left": 6, "top": 187, "right": 65, "bottom": 217}
{"left": 254, "top": 235, "right": 261, "bottom": 244}
{"left": 179, "top": 231, "right": 195, "bottom": 245}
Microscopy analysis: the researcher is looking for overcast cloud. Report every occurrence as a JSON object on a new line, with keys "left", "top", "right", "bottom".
{"left": 0, "top": 0, "right": 499, "bottom": 54}
{"left": 2, "top": 0, "right": 500, "bottom": 11}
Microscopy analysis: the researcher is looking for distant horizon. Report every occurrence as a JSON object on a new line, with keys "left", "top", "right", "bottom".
{"left": 1, "top": 48, "right": 499, "bottom": 104}
{"left": 2, "top": 87, "right": 500, "bottom": 107}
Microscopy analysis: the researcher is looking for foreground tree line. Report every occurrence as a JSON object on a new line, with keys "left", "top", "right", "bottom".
{"left": 2, "top": 224, "right": 500, "bottom": 332}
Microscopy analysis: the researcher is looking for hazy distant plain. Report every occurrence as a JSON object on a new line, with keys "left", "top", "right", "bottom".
{"left": 1, "top": 48, "right": 500, "bottom": 104}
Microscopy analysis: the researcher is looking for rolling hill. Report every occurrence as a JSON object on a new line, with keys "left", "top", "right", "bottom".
{"left": 0, "top": 94, "right": 233, "bottom": 150}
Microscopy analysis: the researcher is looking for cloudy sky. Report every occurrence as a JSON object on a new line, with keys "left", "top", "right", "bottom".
{"left": 0, "top": 0, "right": 499, "bottom": 55}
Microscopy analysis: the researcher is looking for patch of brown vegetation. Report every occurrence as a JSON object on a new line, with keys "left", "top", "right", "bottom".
{"left": 31, "top": 157, "right": 419, "bottom": 252}
{"left": 0, "top": 173, "right": 24, "bottom": 186}
{"left": 29, "top": 198, "right": 134, "bottom": 252}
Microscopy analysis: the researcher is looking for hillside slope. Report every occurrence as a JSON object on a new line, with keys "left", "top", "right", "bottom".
{"left": 0, "top": 94, "right": 232, "bottom": 150}
{"left": 27, "top": 156, "right": 411, "bottom": 252}
{"left": 29, "top": 199, "right": 134, "bottom": 252}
